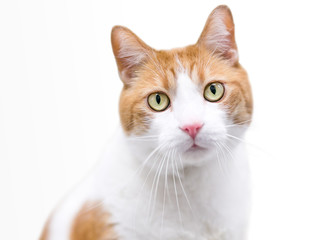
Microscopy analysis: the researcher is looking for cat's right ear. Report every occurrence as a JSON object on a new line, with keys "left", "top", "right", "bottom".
{"left": 111, "top": 26, "right": 151, "bottom": 85}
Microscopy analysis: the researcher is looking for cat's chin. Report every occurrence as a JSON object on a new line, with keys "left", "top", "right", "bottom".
{"left": 184, "top": 146, "right": 208, "bottom": 158}
{"left": 180, "top": 145, "right": 215, "bottom": 166}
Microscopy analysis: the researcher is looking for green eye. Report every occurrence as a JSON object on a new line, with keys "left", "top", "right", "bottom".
{"left": 204, "top": 82, "right": 225, "bottom": 102}
{"left": 147, "top": 92, "right": 170, "bottom": 111}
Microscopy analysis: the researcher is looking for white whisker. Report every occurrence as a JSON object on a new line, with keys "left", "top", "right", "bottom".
{"left": 172, "top": 153, "right": 183, "bottom": 227}
{"left": 160, "top": 148, "right": 171, "bottom": 239}
{"left": 147, "top": 150, "right": 167, "bottom": 221}
{"left": 220, "top": 141, "right": 236, "bottom": 162}
{"left": 215, "top": 143, "right": 225, "bottom": 175}
{"left": 176, "top": 154, "right": 193, "bottom": 214}
{"left": 215, "top": 142, "right": 229, "bottom": 174}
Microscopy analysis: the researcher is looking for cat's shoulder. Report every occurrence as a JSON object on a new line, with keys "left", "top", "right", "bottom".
{"left": 40, "top": 172, "right": 118, "bottom": 240}
{"left": 69, "top": 201, "right": 117, "bottom": 240}
{"left": 40, "top": 201, "right": 117, "bottom": 240}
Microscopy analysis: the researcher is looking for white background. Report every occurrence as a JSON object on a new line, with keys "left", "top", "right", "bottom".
{"left": 1, "top": 0, "right": 317, "bottom": 239}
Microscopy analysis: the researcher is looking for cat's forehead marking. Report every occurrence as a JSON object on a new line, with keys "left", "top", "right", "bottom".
{"left": 173, "top": 71, "right": 205, "bottom": 124}
{"left": 173, "top": 52, "right": 200, "bottom": 85}
{"left": 175, "top": 71, "right": 197, "bottom": 96}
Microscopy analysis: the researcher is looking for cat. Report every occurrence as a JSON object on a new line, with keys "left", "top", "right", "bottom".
{"left": 40, "top": 5, "right": 253, "bottom": 240}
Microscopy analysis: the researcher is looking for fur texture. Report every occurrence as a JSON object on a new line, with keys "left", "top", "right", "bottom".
{"left": 41, "top": 5, "right": 253, "bottom": 240}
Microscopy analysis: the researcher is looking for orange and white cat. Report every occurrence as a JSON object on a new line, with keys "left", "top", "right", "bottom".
{"left": 40, "top": 5, "right": 253, "bottom": 240}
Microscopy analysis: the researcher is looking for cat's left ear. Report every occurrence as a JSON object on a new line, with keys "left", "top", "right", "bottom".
{"left": 111, "top": 26, "right": 152, "bottom": 85}
{"left": 197, "top": 5, "right": 238, "bottom": 65}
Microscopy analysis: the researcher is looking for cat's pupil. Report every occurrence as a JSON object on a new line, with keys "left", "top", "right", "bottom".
{"left": 210, "top": 85, "right": 216, "bottom": 95}
{"left": 156, "top": 94, "right": 161, "bottom": 104}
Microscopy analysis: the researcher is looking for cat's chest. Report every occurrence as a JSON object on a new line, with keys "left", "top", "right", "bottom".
{"left": 109, "top": 182, "right": 235, "bottom": 240}
{"left": 99, "top": 142, "right": 250, "bottom": 240}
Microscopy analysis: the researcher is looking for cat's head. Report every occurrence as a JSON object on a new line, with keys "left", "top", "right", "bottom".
{"left": 111, "top": 5, "right": 252, "bottom": 167}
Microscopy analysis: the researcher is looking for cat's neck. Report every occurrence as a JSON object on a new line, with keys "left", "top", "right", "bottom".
{"left": 95, "top": 129, "right": 250, "bottom": 234}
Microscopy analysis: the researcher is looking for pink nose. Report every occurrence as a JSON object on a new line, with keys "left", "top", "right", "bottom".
{"left": 181, "top": 123, "right": 203, "bottom": 139}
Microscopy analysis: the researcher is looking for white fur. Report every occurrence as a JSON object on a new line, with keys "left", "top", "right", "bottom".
{"left": 48, "top": 71, "right": 250, "bottom": 240}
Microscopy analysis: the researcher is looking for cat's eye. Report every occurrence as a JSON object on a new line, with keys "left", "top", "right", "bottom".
{"left": 147, "top": 92, "right": 170, "bottom": 111}
{"left": 204, "top": 82, "right": 225, "bottom": 102}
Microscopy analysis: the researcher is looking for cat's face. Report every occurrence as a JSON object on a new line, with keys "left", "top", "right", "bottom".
{"left": 112, "top": 6, "right": 252, "bottom": 167}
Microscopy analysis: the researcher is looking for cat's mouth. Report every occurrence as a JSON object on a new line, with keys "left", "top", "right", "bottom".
{"left": 186, "top": 143, "right": 206, "bottom": 152}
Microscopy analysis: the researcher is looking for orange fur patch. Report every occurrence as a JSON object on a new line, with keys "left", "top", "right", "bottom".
{"left": 70, "top": 202, "right": 117, "bottom": 240}
{"left": 39, "top": 219, "right": 50, "bottom": 240}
